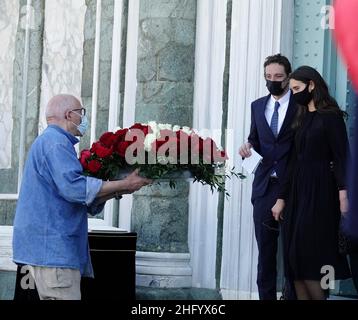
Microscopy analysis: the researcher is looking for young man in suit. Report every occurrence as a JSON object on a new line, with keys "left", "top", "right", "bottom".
{"left": 239, "top": 54, "right": 297, "bottom": 300}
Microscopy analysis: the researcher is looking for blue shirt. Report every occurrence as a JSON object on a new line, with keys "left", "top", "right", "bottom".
{"left": 13, "top": 125, "right": 103, "bottom": 277}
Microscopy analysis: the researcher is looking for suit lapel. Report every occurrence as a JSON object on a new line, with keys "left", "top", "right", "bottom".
{"left": 258, "top": 94, "right": 276, "bottom": 140}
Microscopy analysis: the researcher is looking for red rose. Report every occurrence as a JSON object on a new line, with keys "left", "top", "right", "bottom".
{"left": 130, "top": 123, "right": 151, "bottom": 136}
{"left": 157, "top": 136, "right": 178, "bottom": 158}
{"left": 176, "top": 130, "right": 190, "bottom": 140}
{"left": 154, "top": 129, "right": 175, "bottom": 152}
{"left": 88, "top": 159, "right": 102, "bottom": 173}
{"left": 176, "top": 131, "right": 190, "bottom": 158}
{"left": 116, "top": 141, "right": 131, "bottom": 158}
{"left": 220, "top": 150, "right": 229, "bottom": 161}
{"left": 90, "top": 142, "right": 113, "bottom": 158}
{"left": 202, "top": 138, "right": 218, "bottom": 163}
{"left": 210, "top": 149, "right": 228, "bottom": 163}
{"left": 79, "top": 149, "right": 91, "bottom": 169}
{"left": 99, "top": 132, "right": 118, "bottom": 148}
{"left": 124, "top": 129, "right": 146, "bottom": 153}
{"left": 191, "top": 134, "right": 204, "bottom": 155}
{"left": 115, "top": 128, "right": 129, "bottom": 142}
{"left": 113, "top": 129, "right": 131, "bottom": 156}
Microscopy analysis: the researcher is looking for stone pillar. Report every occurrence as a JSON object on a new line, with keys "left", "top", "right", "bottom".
{"left": 132, "top": 0, "right": 196, "bottom": 297}
{"left": 0, "top": 0, "right": 45, "bottom": 224}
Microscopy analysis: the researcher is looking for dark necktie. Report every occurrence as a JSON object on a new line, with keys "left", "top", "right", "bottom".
{"left": 270, "top": 101, "right": 280, "bottom": 138}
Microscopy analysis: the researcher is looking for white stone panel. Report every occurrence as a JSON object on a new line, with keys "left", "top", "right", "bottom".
{"left": 39, "top": 0, "right": 86, "bottom": 134}
{"left": 0, "top": 1, "right": 19, "bottom": 169}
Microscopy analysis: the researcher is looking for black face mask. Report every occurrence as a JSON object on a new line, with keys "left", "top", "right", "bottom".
{"left": 293, "top": 85, "right": 313, "bottom": 106}
{"left": 266, "top": 80, "right": 287, "bottom": 96}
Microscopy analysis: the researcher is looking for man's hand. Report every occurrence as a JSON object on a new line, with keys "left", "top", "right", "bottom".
{"left": 272, "top": 199, "right": 285, "bottom": 221}
{"left": 120, "top": 169, "right": 153, "bottom": 194}
{"left": 239, "top": 142, "right": 252, "bottom": 158}
{"left": 340, "top": 196, "right": 349, "bottom": 216}
{"left": 339, "top": 190, "right": 349, "bottom": 216}
{"left": 96, "top": 169, "right": 153, "bottom": 199}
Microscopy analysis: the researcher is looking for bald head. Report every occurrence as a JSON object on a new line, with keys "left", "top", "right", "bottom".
{"left": 46, "top": 94, "right": 82, "bottom": 121}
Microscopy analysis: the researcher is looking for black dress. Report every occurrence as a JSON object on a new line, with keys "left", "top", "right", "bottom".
{"left": 280, "top": 110, "right": 351, "bottom": 281}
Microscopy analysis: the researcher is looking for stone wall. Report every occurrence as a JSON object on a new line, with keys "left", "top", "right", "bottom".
{"left": 132, "top": 0, "right": 196, "bottom": 254}
{"left": 39, "top": 0, "right": 87, "bottom": 133}
{"left": 0, "top": 0, "right": 45, "bottom": 224}
{"left": 0, "top": 0, "right": 19, "bottom": 170}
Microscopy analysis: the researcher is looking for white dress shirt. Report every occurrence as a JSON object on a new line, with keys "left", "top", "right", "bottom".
{"left": 265, "top": 89, "right": 291, "bottom": 135}
{"left": 265, "top": 89, "right": 291, "bottom": 177}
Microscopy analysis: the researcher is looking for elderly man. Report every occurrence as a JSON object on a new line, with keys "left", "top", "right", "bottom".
{"left": 12, "top": 94, "right": 152, "bottom": 300}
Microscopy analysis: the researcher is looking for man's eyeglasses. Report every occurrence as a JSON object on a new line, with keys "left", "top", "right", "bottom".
{"left": 70, "top": 108, "right": 86, "bottom": 116}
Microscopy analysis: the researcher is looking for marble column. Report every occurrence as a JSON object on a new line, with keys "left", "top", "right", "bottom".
{"left": 132, "top": 0, "right": 196, "bottom": 295}
{"left": 0, "top": 0, "right": 45, "bottom": 224}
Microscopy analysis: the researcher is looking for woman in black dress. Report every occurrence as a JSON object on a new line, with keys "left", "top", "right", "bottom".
{"left": 272, "top": 66, "right": 351, "bottom": 300}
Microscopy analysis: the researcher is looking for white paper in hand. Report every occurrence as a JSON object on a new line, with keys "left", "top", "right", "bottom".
{"left": 241, "top": 149, "right": 263, "bottom": 174}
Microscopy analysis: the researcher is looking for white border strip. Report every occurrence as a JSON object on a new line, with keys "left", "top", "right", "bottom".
{"left": 0, "top": 194, "right": 18, "bottom": 201}
{"left": 90, "top": 0, "right": 102, "bottom": 144}
{"left": 122, "top": 0, "right": 139, "bottom": 127}
{"left": 108, "top": 0, "right": 123, "bottom": 131}
{"left": 104, "top": 0, "right": 124, "bottom": 226}
{"left": 17, "top": 0, "right": 32, "bottom": 192}
{"left": 188, "top": 0, "right": 227, "bottom": 290}
{"left": 118, "top": 0, "right": 140, "bottom": 231}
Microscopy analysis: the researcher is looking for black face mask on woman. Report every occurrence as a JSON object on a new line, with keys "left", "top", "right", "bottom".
{"left": 293, "top": 85, "right": 313, "bottom": 106}
{"left": 266, "top": 80, "right": 288, "bottom": 96}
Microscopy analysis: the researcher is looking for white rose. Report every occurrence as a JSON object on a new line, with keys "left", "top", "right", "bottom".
{"left": 148, "top": 121, "right": 157, "bottom": 129}
{"left": 148, "top": 121, "right": 160, "bottom": 138}
{"left": 182, "top": 126, "right": 192, "bottom": 135}
{"left": 191, "top": 128, "right": 199, "bottom": 135}
{"left": 158, "top": 123, "right": 172, "bottom": 131}
{"left": 144, "top": 133, "right": 157, "bottom": 152}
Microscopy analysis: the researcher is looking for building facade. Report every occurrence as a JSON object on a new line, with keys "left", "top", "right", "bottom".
{"left": 0, "top": 0, "right": 356, "bottom": 299}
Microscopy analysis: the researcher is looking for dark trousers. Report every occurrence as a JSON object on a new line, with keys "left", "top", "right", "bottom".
{"left": 253, "top": 179, "right": 296, "bottom": 300}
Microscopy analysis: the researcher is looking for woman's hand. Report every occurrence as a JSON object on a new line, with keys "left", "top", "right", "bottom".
{"left": 272, "top": 199, "right": 285, "bottom": 221}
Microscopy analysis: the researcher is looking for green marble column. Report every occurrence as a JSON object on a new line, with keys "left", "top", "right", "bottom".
{"left": 0, "top": 0, "right": 45, "bottom": 299}
{"left": 132, "top": 0, "right": 198, "bottom": 298}
{"left": 132, "top": 0, "right": 196, "bottom": 253}
{"left": 0, "top": 0, "right": 45, "bottom": 225}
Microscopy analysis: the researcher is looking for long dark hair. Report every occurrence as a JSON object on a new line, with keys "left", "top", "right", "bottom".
{"left": 289, "top": 66, "right": 347, "bottom": 129}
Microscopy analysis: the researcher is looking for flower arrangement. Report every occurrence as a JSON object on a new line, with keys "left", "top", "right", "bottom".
{"left": 79, "top": 122, "right": 244, "bottom": 196}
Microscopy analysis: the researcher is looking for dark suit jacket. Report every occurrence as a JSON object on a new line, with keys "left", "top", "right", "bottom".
{"left": 346, "top": 96, "right": 358, "bottom": 240}
{"left": 248, "top": 93, "right": 297, "bottom": 202}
